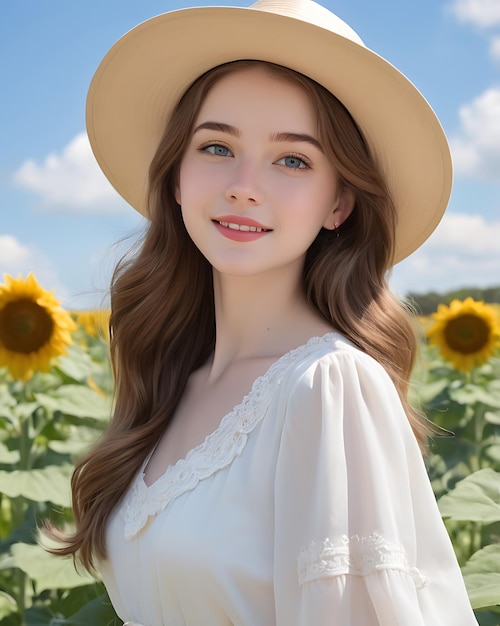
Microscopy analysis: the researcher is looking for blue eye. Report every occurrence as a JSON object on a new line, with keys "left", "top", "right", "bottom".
{"left": 276, "top": 155, "right": 309, "bottom": 169}
{"left": 203, "top": 144, "right": 233, "bottom": 157}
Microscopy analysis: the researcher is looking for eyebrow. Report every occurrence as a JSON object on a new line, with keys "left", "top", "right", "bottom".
{"left": 193, "top": 122, "right": 324, "bottom": 152}
{"left": 270, "top": 131, "right": 324, "bottom": 153}
{"left": 193, "top": 121, "right": 240, "bottom": 136}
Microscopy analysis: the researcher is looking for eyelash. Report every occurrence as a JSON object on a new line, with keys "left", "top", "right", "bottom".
{"left": 197, "top": 143, "right": 312, "bottom": 171}
{"left": 198, "top": 142, "right": 233, "bottom": 157}
{"left": 275, "top": 153, "right": 311, "bottom": 171}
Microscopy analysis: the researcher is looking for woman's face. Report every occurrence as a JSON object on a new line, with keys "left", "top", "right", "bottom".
{"left": 176, "top": 65, "right": 353, "bottom": 279}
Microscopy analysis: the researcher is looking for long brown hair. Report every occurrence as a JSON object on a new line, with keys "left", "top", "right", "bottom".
{"left": 53, "top": 60, "right": 427, "bottom": 571}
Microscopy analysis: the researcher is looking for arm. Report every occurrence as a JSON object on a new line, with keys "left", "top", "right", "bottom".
{"left": 273, "top": 349, "right": 477, "bottom": 625}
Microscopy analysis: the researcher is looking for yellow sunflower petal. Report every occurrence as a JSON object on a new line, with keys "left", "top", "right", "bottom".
{"left": 76, "top": 309, "right": 110, "bottom": 341}
{"left": 0, "top": 274, "right": 75, "bottom": 380}
{"left": 426, "top": 297, "right": 500, "bottom": 371}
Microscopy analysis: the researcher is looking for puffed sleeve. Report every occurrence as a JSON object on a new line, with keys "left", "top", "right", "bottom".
{"left": 273, "top": 348, "right": 478, "bottom": 625}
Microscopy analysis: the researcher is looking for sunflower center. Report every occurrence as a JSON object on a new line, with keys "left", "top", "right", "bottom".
{"left": 444, "top": 314, "right": 490, "bottom": 354}
{"left": 0, "top": 299, "right": 54, "bottom": 354}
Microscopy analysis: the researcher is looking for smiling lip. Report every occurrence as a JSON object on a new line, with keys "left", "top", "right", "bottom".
{"left": 213, "top": 215, "right": 272, "bottom": 242}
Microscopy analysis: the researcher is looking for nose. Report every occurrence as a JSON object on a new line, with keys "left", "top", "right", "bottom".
{"left": 224, "top": 161, "right": 263, "bottom": 206}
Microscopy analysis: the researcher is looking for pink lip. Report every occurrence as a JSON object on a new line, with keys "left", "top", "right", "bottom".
{"left": 212, "top": 215, "right": 272, "bottom": 243}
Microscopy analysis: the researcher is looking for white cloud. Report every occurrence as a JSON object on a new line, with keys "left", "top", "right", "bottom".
{"left": 0, "top": 235, "right": 32, "bottom": 271}
{"left": 424, "top": 213, "right": 500, "bottom": 256}
{"left": 391, "top": 213, "right": 500, "bottom": 294}
{"left": 0, "top": 235, "right": 70, "bottom": 303}
{"left": 448, "top": 0, "right": 500, "bottom": 27}
{"left": 491, "top": 35, "right": 500, "bottom": 60}
{"left": 13, "top": 133, "right": 127, "bottom": 213}
{"left": 449, "top": 88, "right": 500, "bottom": 182}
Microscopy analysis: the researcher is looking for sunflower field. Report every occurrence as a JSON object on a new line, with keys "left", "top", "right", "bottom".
{"left": 1, "top": 274, "right": 500, "bottom": 625}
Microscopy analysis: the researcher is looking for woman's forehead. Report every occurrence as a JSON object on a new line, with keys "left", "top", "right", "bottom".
{"left": 194, "top": 65, "right": 318, "bottom": 134}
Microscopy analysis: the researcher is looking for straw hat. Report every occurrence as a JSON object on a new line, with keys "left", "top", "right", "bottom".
{"left": 86, "top": 0, "right": 452, "bottom": 263}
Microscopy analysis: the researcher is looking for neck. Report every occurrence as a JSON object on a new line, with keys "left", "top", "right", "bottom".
{"left": 208, "top": 261, "right": 333, "bottom": 381}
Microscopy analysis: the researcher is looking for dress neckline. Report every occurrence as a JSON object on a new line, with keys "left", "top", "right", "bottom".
{"left": 120, "top": 331, "right": 341, "bottom": 539}
{"left": 141, "top": 331, "right": 340, "bottom": 489}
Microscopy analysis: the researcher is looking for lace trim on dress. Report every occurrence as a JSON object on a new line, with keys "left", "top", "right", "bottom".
{"left": 120, "top": 333, "right": 339, "bottom": 540}
{"left": 297, "top": 532, "right": 429, "bottom": 589}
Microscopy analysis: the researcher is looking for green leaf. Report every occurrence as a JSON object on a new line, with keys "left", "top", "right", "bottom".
{"left": 438, "top": 468, "right": 500, "bottom": 523}
{"left": 484, "top": 443, "right": 500, "bottom": 463}
{"left": 50, "top": 594, "right": 122, "bottom": 625}
{"left": 0, "top": 465, "right": 73, "bottom": 507}
{"left": 0, "top": 443, "right": 20, "bottom": 465}
{"left": 485, "top": 411, "right": 500, "bottom": 425}
{"left": 463, "top": 572, "right": 500, "bottom": 610}
{"left": 462, "top": 544, "right": 500, "bottom": 576}
{"left": 471, "top": 610, "right": 500, "bottom": 626}
{"left": 0, "top": 501, "right": 40, "bottom": 553}
{"left": 0, "top": 384, "right": 16, "bottom": 421}
{"left": 48, "top": 426, "right": 101, "bottom": 457}
{"left": 0, "top": 590, "right": 17, "bottom": 620}
{"left": 25, "top": 605, "right": 55, "bottom": 626}
{"left": 9, "top": 543, "right": 95, "bottom": 593}
{"left": 449, "top": 384, "right": 500, "bottom": 409}
{"left": 56, "top": 347, "right": 101, "bottom": 383}
{"left": 34, "top": 386, "right": 111, "bottom": 421}
{"left": 414, "top": 378, "right": 450, "bottom": 407}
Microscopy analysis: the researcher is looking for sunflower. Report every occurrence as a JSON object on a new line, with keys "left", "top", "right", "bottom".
{"left": 0, "top": 274, "right": 76, "bottom": 380}
{"left": 75, "top": 309, "right": 110, "bottom": 341}
{"left": 426, "top": 297, "right": 500, "bottom": 371}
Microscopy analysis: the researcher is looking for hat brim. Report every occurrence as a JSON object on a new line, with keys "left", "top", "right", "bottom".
{"left": 86, "top": 6, "right": 452, "bottom": 264}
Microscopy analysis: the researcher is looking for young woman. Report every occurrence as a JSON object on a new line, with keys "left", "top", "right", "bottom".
{"left": 56, "top": 1, "right": 478, "bottom": 624}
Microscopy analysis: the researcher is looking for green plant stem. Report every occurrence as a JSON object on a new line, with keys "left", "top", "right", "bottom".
{"left": 11, "top": 496, "right": 28, "bottom": 626}
{"left": 19, "top": 414, "right": 31, "bottom": 471}
{"left": 16, "top": 569, "right": 27, "bottom": 626}
{"left": 471, "top": 521, "right": 482, "bottom": 557}
{"left": 468, "top": 368, "right": 487, "bottom": 563}
{"left": 466, "top": 369, "right": 486, "bottom": 473}
{"left": 474, "top": 406, "right": 486, "bottom": 470}
{"left": 12, "top": 390, "right": 34, "bottom": 626}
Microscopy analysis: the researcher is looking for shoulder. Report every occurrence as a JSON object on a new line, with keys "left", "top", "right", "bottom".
{"left": 281, "top": 332, "right": 408, "bottom": 436}
{"left": 284, "top": 332, "right": 394, "bottom": 396}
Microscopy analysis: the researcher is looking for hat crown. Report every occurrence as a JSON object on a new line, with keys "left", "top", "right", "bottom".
{"left": 250, "top": 0, "right": 365, "bottom": 46}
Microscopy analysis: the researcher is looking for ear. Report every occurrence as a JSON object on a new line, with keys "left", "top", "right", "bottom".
{"left": 175, "top": 183, "right": 181, "bottom": 206}
{"left": 323, "top": 187, "right": 355, "bottom": 230}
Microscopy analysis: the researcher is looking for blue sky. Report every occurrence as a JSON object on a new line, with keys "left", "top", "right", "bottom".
{"left": 1, "top": 0, "right": 499, "bottom": 309}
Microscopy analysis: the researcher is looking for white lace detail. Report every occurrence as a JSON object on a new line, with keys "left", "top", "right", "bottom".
{"left": 120, "top": 333, "right": 339, "bottom": 540}
{"left": 297, "top": 532, "right": 429, "bottom": 589}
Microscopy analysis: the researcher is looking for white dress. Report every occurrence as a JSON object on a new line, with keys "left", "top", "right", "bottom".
{"left": 100, "top": 333, "right": 478, "bottom": 626}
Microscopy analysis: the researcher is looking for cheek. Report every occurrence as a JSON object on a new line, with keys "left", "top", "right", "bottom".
{"left": 280, "top": 181, "right": 337, "bottom": 221}
{"left": 176, "top": 160, "right": 193, "bottom": 201}
{"left": 178, "top": 160, "right": 223, "bottom": 205}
